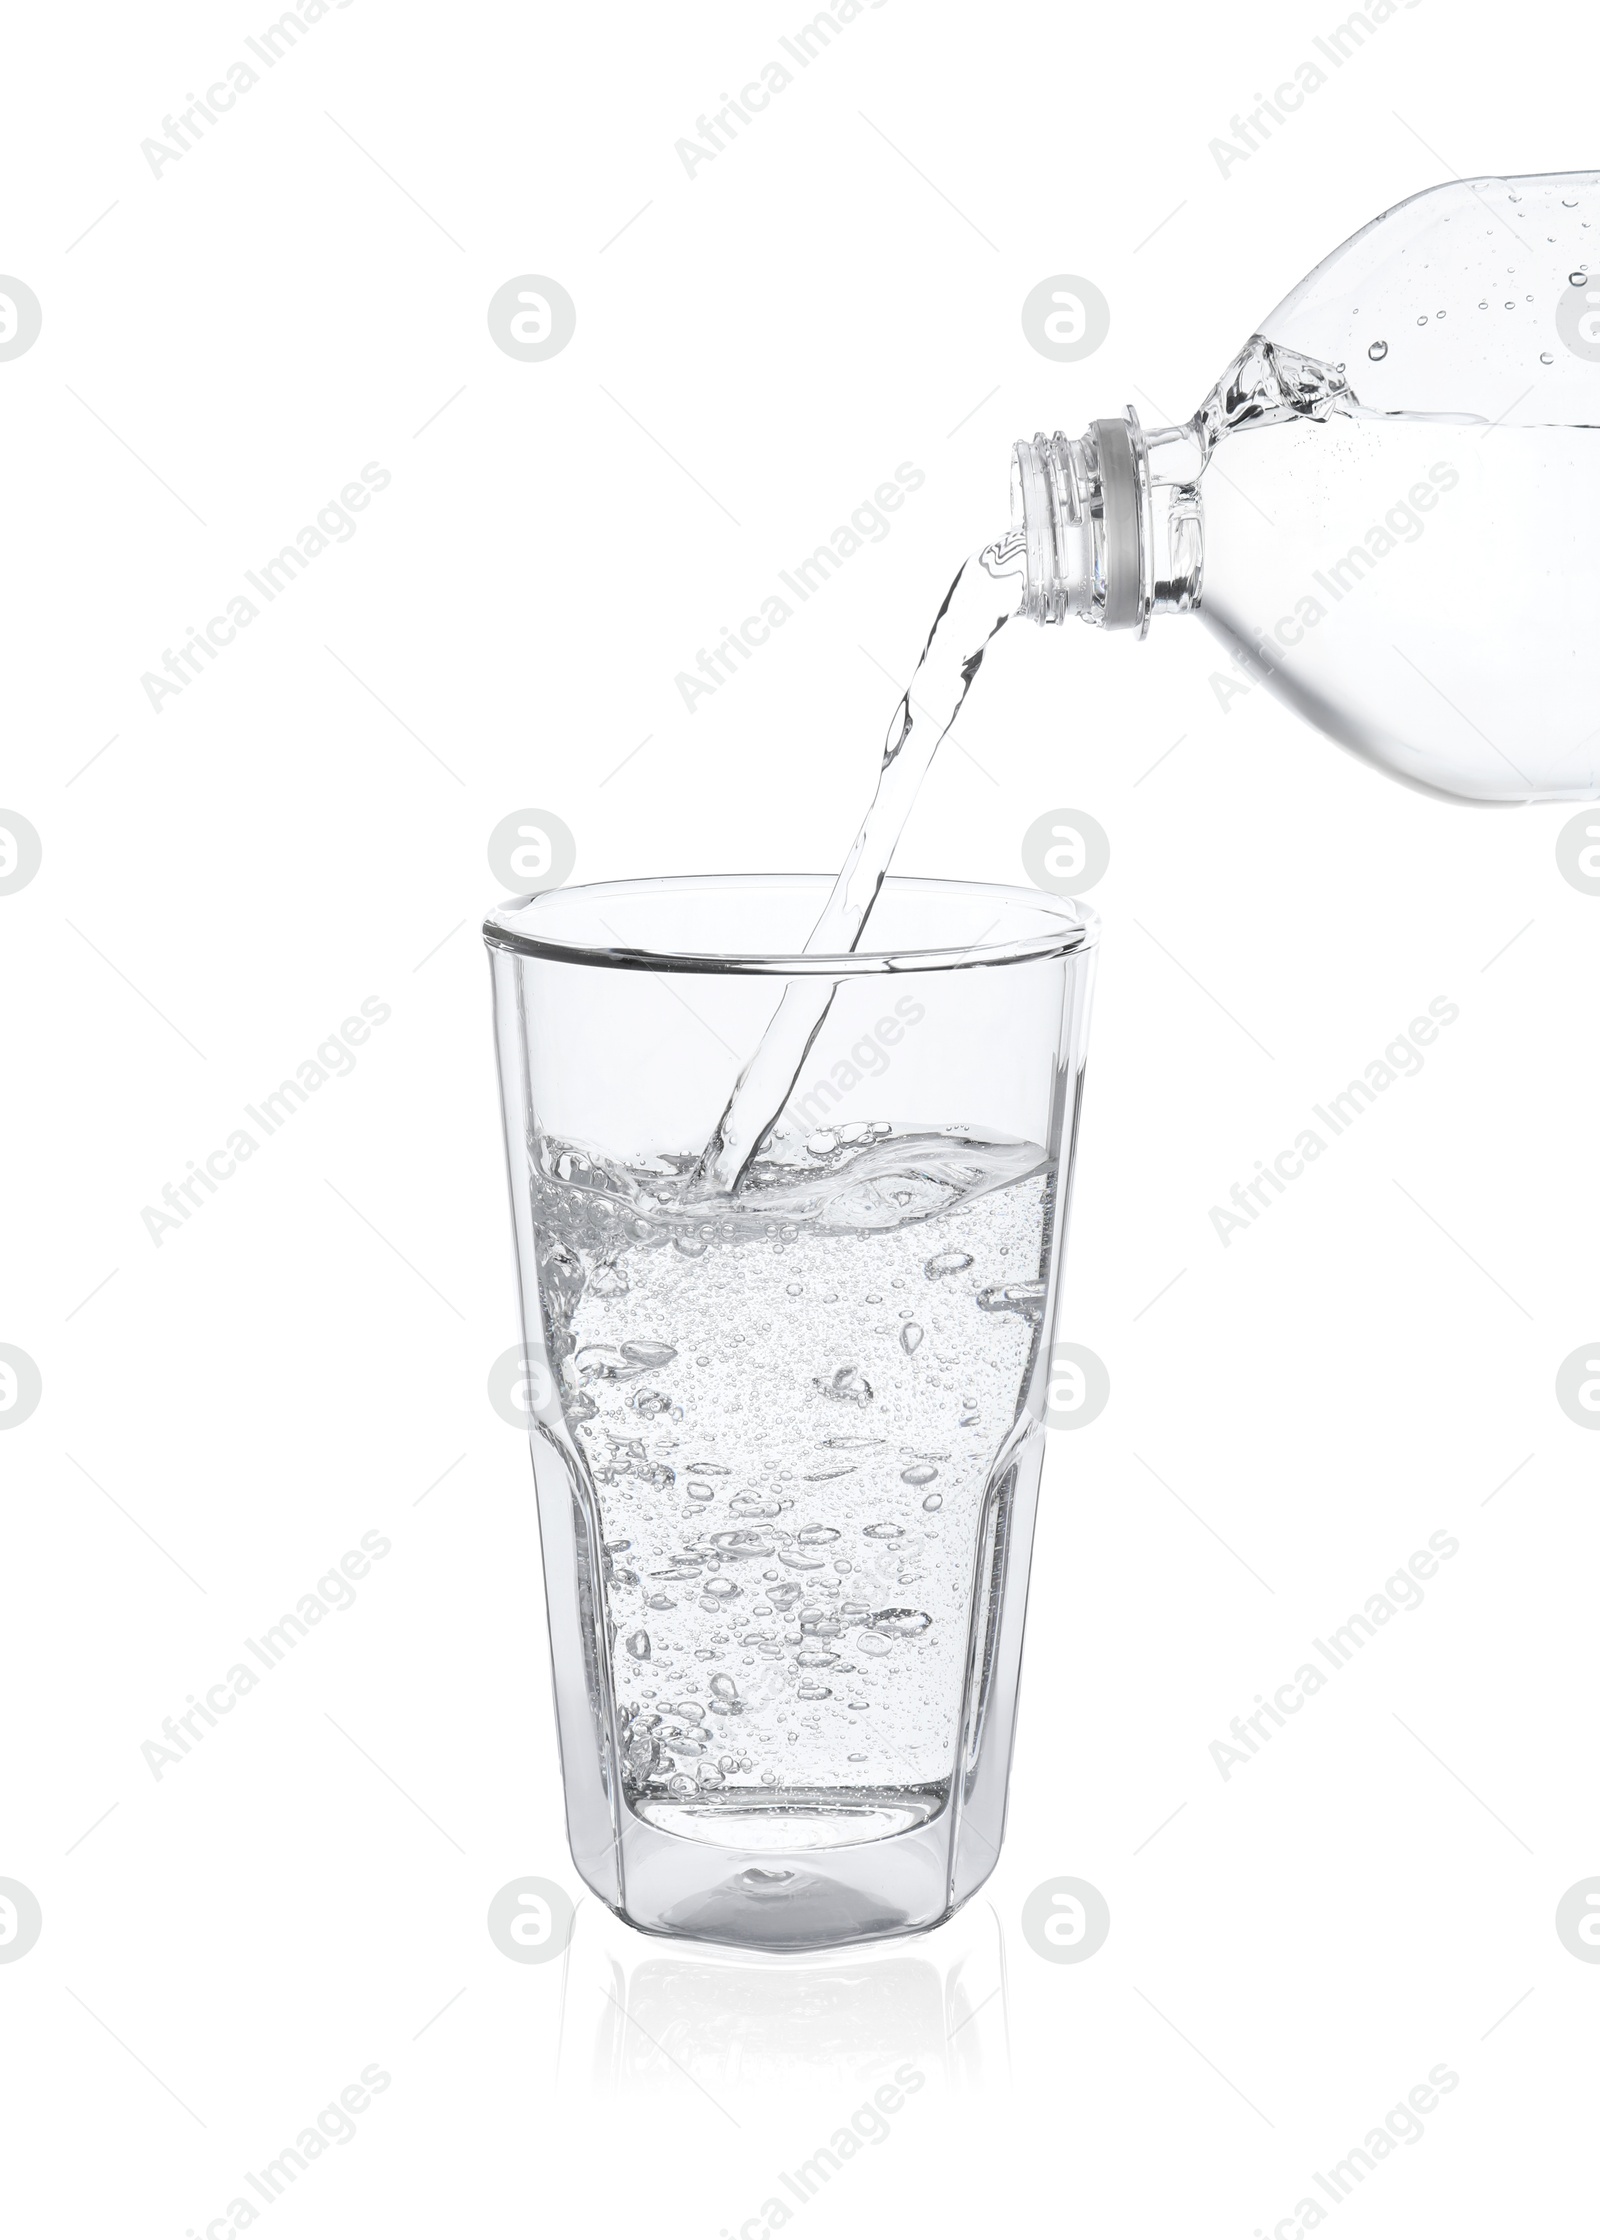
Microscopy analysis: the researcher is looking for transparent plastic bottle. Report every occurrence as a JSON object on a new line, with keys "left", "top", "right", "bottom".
{"left": 1012, "top": 171, "right": 1600, "bottom": 803}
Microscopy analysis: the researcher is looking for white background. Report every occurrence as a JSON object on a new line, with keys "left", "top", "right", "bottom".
{"left": 4, "top": 1, "right": 1599, "bottom": 2233}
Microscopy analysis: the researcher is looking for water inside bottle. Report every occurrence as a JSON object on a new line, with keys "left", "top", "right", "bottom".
{"left": 1194, "top": 336, "right": 1600, "bottom": 801}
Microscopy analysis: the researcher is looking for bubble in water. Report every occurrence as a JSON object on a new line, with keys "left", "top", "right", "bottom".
{"left": 1416, "top": 315, "right": 1427, "bottom": 326}
{"left": 779, "top": 1548, "right": 826, "bottom": 1571}
{"left": 633, "top": 1389, "right": 672, "bottom": 1415}
{"left": 863, "top": 1522, "right": 904, "bottom": 1541}
{"left": 797, "top": 1524, "right": 842, "bottom": 1545}
{"left": 646, "top": 1591, "right": 675, "bottom": 1610}
{"left": 977, "top": 1280, "right": 1047, "bottom": 1316}
{"left": 797, "top": 1683, "right": 832, "bottom": 1700}
{"left": 796, "top": 1648, "right": 839, "bottom": 1669}
{"left": 702, "top": 1578, "right": 739, "bottom": 1601}
{"left": 697, "top": 1763, "right": 725, "bottom": 1788}
{"left": 823, "top": 1435, "right": 883, "bottom": 1449}
{"left": 816, "top": 1365, "right": 873, "bottom": 1406}
{"left": 1573, "top": 272, "right": 1589, "bottom": 287}
{"left": 710, "top": 1529, "right": 776, "bottom": 1560}
{"left": 1541, "top": 351, "right": 1555, "bottom": 364}
{"left": 856, "top": 1632, "right": 891, "bottom": 1657}
{"left": 901, "top": 1464, "right": 938, "bottom": 1487}
{"left": 668, "top": 1773, "right": 694, "bottom": 1797}
{"left": 622, "top": 1339, "right": 676, "bottom": 1369}
{"left": 900, "top": 1322, "right": 924, "bottom": 1355}
{"left": 922, "top": 1491, "right": 943, "bottom": 1512}
{"left": 686, "top": 1481, "right": 715, "bottom": 1505}
{"left": 873, "top": 1609, "right": 933, "bottom": 1637}
{"left": 711, "top": 1673, "right": 741, "bottom": 1704}
{"left": 625, "top": 1630, "right": 651, "bottom": 1660}
{"left": 674, "top": 1235, "right": 706, "bottom": 1258}
{"left": 925, "top": 1250, "right": 974, "bottom": 1279}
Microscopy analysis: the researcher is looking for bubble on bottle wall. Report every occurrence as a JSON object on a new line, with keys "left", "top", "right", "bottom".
{"left": 487, "top": 808, "right": 576, "bottom": 894}
{"left": 1367, "top": 339, "right": 1388, "bottom": 359}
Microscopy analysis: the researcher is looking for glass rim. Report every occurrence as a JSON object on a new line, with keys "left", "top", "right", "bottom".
{"left": 482, "top": 872, "right": 1100, "bottom": 977}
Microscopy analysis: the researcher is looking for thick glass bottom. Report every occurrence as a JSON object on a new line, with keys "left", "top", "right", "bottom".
{"left": 585, "top": 1787, "right": 985, "bottom": 1952}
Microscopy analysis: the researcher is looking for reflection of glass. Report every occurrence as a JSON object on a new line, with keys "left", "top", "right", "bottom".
{"left": 559, "top": 1899, "right": 1008, "bottom": 2101}
{"left": 486, "top": 876, "right": 1096, "bottom": 1948}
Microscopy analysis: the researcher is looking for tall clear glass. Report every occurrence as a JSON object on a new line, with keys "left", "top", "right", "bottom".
{"left": 485, "top": 874, "right": 1097, "bottom": 1949}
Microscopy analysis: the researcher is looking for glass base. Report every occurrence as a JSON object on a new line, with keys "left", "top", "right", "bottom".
{"left": 579, "top": 1791, "right": 988, "bottom": 1951}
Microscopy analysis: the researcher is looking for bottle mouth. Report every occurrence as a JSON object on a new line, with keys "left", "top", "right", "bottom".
{"left": 1011, "top": 415, "right": 1148, "bottom": 630}
{"left": 1010, "top": 436, "right": 1066, "bottom": 625}
{"left": 1012, "top": 411, "right": 1203, "bottom": 633}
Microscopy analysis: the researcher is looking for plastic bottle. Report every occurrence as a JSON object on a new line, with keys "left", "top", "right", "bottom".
{"left": 1012, "top": 170, "right": 1600, "bottom": 803}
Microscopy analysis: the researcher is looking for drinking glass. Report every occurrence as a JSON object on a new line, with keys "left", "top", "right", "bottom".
{"left": 485, "top": 874, "right": 1097, "bottom": 1948}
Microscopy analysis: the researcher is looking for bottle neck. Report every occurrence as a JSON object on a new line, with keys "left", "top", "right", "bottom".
{"left": 1011, "top": 412, "right": 1205, "bottom": 634}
